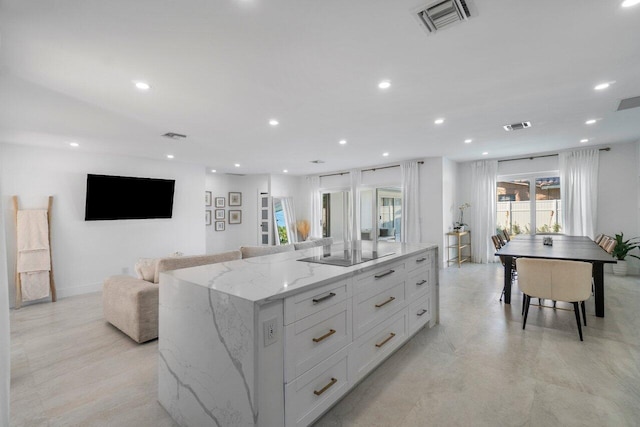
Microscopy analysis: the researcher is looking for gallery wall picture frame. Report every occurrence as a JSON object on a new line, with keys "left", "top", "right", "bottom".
{"left": 215, "top": 221, "right": 225, "bottom": 231}
{"left": 228, "top": 210, "right": 242, "bottom": 224}
{"left": 229, "top": 192, "right": 242, "bottom": 206}
{"left": 215, "top": 197, "right": 225, "bottom": 208}
{"left": 205, "top": 191, "right": 212, "bottom": 207}
{"left": 205, "top": 210, "right": 212, "bottom": 225}
{"left": 215, "top": 209, "right": 225, "bottom": 220}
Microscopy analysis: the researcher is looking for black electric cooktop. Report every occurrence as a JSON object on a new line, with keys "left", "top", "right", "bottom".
{"left": 298, "top": 249, "right": 394, "bottom": 267}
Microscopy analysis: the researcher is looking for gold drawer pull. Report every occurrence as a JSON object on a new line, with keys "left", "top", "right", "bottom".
{"left": 374, "top": 270, "right": 395, "bottom": 279}
{"left": 417, "top": 309, "right": 428, "bottom": 317}
{"left": 416, "top": 279, "right": 427, "bottom": 286}
{"left": 375, "top": 332, "right": 396, "bottom": 348}
{"left": 375, "top": 296, "right": 395, "bottom": 308}
{"left": 312, "top": 329, "right": 336, "bottom": 343}
{"left": 312, "top": 292, "right": 336, "bottom": 304}
{"left": 416, "top": 257, "right": 427, "bottom": 262}
{"left": 314, "top": 377, "right": 338, "bottom": 396}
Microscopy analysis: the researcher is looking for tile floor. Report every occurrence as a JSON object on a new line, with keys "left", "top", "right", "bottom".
{"left": 10, "top": 263, "right": 640, "bottom": 426}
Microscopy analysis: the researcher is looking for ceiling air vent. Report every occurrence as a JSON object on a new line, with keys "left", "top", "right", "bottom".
{"left": 503, "top": 122, "right": 532, "bottom": 132}
{"left": 617, "top": 95, "right": 640, "bottom": 111}
{"left": 310, "top": 160, "right": 325, "bottom": 164}
{"left": 162, "top": 132, "right": 187, "bottom": 140}
{"left": 414, "top": 0, "right": 472, "bottom": 34}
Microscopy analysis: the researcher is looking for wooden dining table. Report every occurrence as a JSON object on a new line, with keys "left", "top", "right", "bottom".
{"left": 495, "top": 235, "right": 617, "bottom": 317}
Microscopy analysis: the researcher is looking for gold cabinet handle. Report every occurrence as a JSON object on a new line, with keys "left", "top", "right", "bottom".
{"left": 375, "top": 296, "right": 395, "bottom": 308}
{"left": 312, "top": 292, "right": 336, "bottom": 304}
{"left": 375, "top": 332, "right": 396, "bottom": 348}
{"left": 416, "top": 279, "right": 427, "bottom": 286}
{"left": 313, "top": 377, "right": 338, "bottom": 396}
{"left": 312, "top": 329, "right": 336, "bottom": 343}
{"left": 374, "top": 270, "right": 395, "bottom": 279}
{"left": 416, "top": 257, "right": 427, "bottom": 262}
{"left": 417, "top": 309, "right": 428, "bottom": 317}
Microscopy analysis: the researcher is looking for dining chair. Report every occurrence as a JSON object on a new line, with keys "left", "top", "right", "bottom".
{"left": 502, "top": 229, "right": 511, "bottom": 242}
{"left": 492, "top": 236, "right": 517, "bottom": 302}
{"left": 594, "top": 233, "right": 605, "bottom": 245}
{"left": 603, "top": 239, "right": 617, "bottom": 254}
{"left": 518, "top": 258, "right": 592, "bottom": 341}
{"left": 598, "top": 235, "right": 611, "bottom": 249}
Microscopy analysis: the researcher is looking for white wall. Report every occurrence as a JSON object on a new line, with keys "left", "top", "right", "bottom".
{"left": 1, "top": 143, "right": 206, "bottom": 304}
{"left": 419, "top": 158, "right": 445, "bottom": 266}
{"left": 0, "top": 173, "right": 10, "bottom": 427}
{"left": 205, "top": 173, "right": 268, "bottom": 253}
{"left": 442, "top": 158, "right": 458, "bottom": 266}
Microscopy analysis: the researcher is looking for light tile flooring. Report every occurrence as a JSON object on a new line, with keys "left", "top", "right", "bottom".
{"left": 10, "top": 264, "right": 640, "bottom": 426}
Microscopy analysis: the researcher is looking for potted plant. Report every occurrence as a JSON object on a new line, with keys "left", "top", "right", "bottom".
{"left": 611, "top": 232, "right": 640, "bottom": 276}
{"left": 454, "top": 202, "right": 471, "bottom": 231}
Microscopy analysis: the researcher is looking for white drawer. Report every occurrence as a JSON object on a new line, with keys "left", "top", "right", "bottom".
{"left": 284, "top": 279, "right": 351, "bottom": 325}
{"left": 285, "top": 346, "right": 350, "bottom": 427}
{"left": 353, "top": 281, "right": 405, "bottom": 338}
{"left": 405, "top": 251, "right": 431, "bottom": 274}
{"left": 354, "top": 261, "right": 406, "bottom": 293}
{"left": 405, "top": 268, "right": 431, "bottom": 301}
{"left": 408, "top": 293, "right": 430, "bottom": 335}
{"left": 284, "top": 300, "right": 351, "bottom": 383}
{"left": 351, "top": 309, "right": 407, "bottom": 382}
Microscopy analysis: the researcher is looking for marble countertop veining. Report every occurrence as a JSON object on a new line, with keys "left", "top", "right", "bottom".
{"left": 162, "top": 242, "right": 436, "bottom": 304}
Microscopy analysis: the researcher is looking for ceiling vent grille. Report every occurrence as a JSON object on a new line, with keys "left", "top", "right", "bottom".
{"left": 617, "top": 95, "right": 640, "bottom": 111}
{"left": 503, "top": 122, "right": 532, "bottom": 132}
{"left": 162, "top": 132, "right": 187, "bottom": 140}
{"left": 414, "top": 0, "right": 471, "bottom": 34}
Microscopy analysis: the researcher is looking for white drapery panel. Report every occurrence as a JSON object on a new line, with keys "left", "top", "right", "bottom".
{"left": 0, "top": 178, "right": 10, "bottom": 427}
{"left": 306, "top": 176, "right": 322, "bottom": 239}
{"left": 559, "top": 149, "right": 599, "bottom": 239}
{"left": 470, "top": 160, "right": 498, "bottom": 263}
{"left": 401, "top": 161, "right": 421, "bottom": 243}
{"left": 280, "top": 197, "right": 298, "bottom": 243}
{"left": 348, "top": 169, "right": 361, "bottom": 242}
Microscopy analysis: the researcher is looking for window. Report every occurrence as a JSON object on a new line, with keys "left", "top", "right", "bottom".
{"left": 497, "top": 174, "right": 562, "bottom": 235}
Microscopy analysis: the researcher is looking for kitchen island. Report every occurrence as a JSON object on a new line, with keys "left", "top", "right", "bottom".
{"left": 158, "top": 241, "right": 438, "bottom": 426}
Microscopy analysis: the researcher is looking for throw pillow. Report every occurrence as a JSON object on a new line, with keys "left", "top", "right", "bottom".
{"left": 134, "top": 258, "right": 156, "bottom": 282}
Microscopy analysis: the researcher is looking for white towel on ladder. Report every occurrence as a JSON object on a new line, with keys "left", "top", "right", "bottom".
{"left": 16, "top": 210, "right": 51, "bottom": 301}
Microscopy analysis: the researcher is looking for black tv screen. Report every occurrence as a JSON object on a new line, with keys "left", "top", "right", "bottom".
{"left": 85, "top": 174, "right": 175, "bottom": 220}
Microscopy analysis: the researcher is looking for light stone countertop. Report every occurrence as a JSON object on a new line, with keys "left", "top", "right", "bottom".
{"left": 162, "top": 241, "right": 436, "bottom": 304}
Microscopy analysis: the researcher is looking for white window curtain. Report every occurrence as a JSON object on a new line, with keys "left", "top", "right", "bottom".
{"left": 401, "top": 161, "right": 421, "bottom": 243}
{"left": 348, "top": 169, "right": 362, "bottom": 242}
{"left": 280, "top": 197, "right": 298, "bottom": 243}
{"left": 306, "top": 176, "right": 322, "bottom": 239}
{"left": 559, "top": 149, "right": 599, "bottom": 238}
{"left": 0, "top": 181, "right": 10, "bottom": 427}
{"left": 470, "top": 160, "right": 498, "bottom": 263}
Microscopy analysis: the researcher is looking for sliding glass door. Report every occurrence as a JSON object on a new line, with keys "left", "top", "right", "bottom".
{"left": 360, "top": 187, "right": 402, "bottom": 242}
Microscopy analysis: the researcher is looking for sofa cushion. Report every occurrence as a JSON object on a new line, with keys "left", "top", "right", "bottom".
{"left": 153, "top": 250, "right": 242, "bottom": 283}
{"left": 240, "top": 244, "right": 295, "bottom": 259}
{"left": 134, "top": 258, "right": 157, "bottom": 282}
{"left": 294, "top": 237, "right": 334, "bottom": 250}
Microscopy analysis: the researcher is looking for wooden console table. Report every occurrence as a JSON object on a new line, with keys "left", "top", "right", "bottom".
{"left": 446, "top": 230, "right": 471, "bottom": 267}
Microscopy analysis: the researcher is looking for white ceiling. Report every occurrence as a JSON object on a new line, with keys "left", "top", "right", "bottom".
{"left": 1, "top": 0, "right": 639, "bottom": 175}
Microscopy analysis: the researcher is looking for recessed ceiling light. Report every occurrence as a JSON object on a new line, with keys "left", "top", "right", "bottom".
{"left": 167, "top": 154, "right": 174, "bottom": 159}
{"left": 339, "top": 139, "right": 347, "bottom": 145}
{"left": 134, "top": 81, "right": 151, "bottom": 90}
{"left": 69, "top": 142, "right": 79, "bottom": 147}
{"left": 211, "top": 169, "right": 217, "bottom": 173}
{"left": 382, "top": 152, "right": 389, "bottom": 157}
{"left": 434, "top": 118, "right": 445, "bottom": 125}
{"left": 585, "top": 119, "right": 597, "bottom": 125}
{"left": 482, "top": 152, "right": 488, "bottom": 156}
{"left": 594, "top": 82, "right": 610, "bottom": 91}
{"left": 378, "top": 80, "right": 391, "bottom": 89}
{"left": 464, "top": 139, "right": 472, "bottom": 144}
{"left": 622, "top": 0, "right": 640, "bottom": 7}
{"left": 269, "top": 119, "right": 279, "bottom": 126}
{"left": 580, "top": 139, "right": 589, "bottom": 143}
{"left": 234, "top": 163, "right": 240, "bottom": 167}
{"left": 283, "top": 169, "right": 288, "bottom": 173}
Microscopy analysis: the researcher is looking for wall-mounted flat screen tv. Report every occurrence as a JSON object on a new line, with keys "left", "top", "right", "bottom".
{"left": 84, "top": 174, "right": 175, "bottom": 220}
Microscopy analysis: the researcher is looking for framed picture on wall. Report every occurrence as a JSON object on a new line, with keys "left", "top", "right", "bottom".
{"left": 205, "top": 210, "right": 212, "bottom": 225}
{"left": 229, "top": 210, "right": 242, "bottom": 224}
{"left": 215, "top": 209, "right": 225, "bottom": 220}
{"left": 205, "top": 191, "right": 212, "bottom": 206}
{"left": 229, "top": 192, "right": 242, "bottom": 206}
{"left": 215, "top": 197, "right": 225, "bottom": 208}
{"left": 215, "top": 221, "right": 225, "bottom": 231}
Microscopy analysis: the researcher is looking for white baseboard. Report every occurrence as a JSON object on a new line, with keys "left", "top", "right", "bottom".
{"left": 55, "top": 282, "right": 102, "bottom": 299}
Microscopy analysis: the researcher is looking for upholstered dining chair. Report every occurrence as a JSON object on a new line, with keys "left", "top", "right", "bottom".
{"left": 517, "top": 258, "right": 592, "bottom": 341}
{"left": 502, "top": 229, "right": 511, "bottom": 242}
{"left": 603, "top": 239, "right": 617, "bottom": 254}
{"left": 598, "top": 235, "right": 611, "bottom": 249}
{"left": 492, "top": 235, "right": 517, "bottom": 302}
{"left": 594, "top": 233, "right": 605, "bottom": 245}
